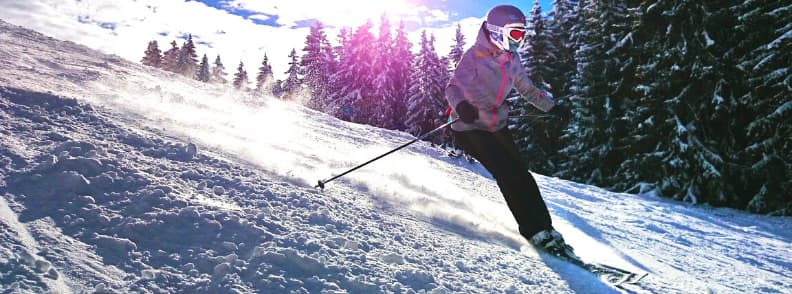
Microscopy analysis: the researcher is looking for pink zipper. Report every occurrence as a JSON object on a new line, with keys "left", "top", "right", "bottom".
{"left": 490, "top": 53, "right": 510, "bottom": 131}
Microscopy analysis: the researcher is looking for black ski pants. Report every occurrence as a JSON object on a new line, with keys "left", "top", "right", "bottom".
{"left": 452, "top": 127, "right": 553, "bottom": 239}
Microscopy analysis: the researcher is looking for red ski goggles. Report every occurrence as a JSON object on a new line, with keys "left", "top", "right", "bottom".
{"left": 507, "top": 26, "right": 526, "bottom": 41}
{"left": 486, "top": 22, "right": 528, "bottom": 51}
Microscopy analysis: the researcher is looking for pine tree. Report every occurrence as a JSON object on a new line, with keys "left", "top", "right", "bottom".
{"left": 559, "top": 0, "right": 631, "bottom": 186}
{"left": 405, "top": 31, "right": 447, "bottom": 142}
{"left": 211, "top": 55, "right": 227, "bottom": 84}
{"left": 547, "top": 0, "right": 579, "bottom": 99}
{"left": 733, "top": 0, "right": 791, "bottom": 214}
{"left": 328, "top": 21, "right": 377, "bottom": 124}
{"left": 195, "top": 54, "right": 211, "bottom": 82}
{"left": 544, "top": 0, "right": 582, "bottom": 169}
{"left": 447, "top": 23, "right": 466, "bottom": 68}
{"left": 161, "top": 41, "right": 180, "bottom": 72}
{"left": 176, "top": 34, "right": 199, "bottom": 77}
{"left": 301, "top": 21, "right": 335, "bottom": 110}
{"left": 281, "top": 48, "right": 301, "bottom": 100}
{"left": 255, "top": 54, "right": 274, "bottom": 95}
{"left": 272, "top": 79, "right": 284, "bottom": 97}
{"left": 326, "top": 27, "right": 352, "bottom": 120}
{"left": 232, "top": 61, "right": 249, "bottom": 91}
{"left": 141, "top": 40, "right": 162, "bottom": 68}
{"left": 389, "top": 20, "right": 414, "bottom": 131}
{"left": 509, "top": 0, "right": 563, "bottom": 174}
{"left": 523, "top": 0, "right": 555, "bottom": 87}
{"left": 371, "top": 14, "right": 394, "bottom": 129}
{"left": 618, "top": 1, "right": 742, "bottom": 207}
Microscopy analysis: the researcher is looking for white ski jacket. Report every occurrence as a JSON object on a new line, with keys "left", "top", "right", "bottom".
{"left": 445, "top": 22, "right": 555, "bottom": 132}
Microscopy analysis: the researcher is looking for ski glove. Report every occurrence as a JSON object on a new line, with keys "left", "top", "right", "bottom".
{"left": 529, "top": 91, "right": 555, "bottom": 112}
{"left": 455, "top": 100, "right": 479, "bottom": 123}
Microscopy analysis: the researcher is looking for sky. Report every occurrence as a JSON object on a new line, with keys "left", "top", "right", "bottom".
{"left": 0, "top": 0, "right": 552, "bottom": 81}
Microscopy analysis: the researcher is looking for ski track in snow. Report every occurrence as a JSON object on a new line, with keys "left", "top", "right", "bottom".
{"left": 0, "top": 19, "right": 790, "bottom": 293}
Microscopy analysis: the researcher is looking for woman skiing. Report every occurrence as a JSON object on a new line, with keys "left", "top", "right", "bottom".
{"left": 445, "top": 4, "right": 574, "bottom": 257}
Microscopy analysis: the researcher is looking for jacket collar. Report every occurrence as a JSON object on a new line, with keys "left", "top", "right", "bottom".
{"left": 473, "top": 21, "right": 507, "bottom": 58}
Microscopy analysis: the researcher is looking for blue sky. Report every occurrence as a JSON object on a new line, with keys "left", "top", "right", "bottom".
{"left": 196, "top": 0, "right": 553, "bottom": 29}
{"left": 0, "top": 0, "right": 554, "bottom": 80}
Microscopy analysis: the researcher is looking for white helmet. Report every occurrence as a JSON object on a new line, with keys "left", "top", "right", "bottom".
{"left": 485, "top": 5, "right": 527, "bottom": 52}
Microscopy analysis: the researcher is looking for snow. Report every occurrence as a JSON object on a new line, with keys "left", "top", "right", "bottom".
{"left": 702, "top": 31, "right": 715, "bottom": 48}
{"left": 1, "top": 18, "right": 791, "bottom": 293}
{"left": 774, "top": 101, "right": 792, "bottom": 117}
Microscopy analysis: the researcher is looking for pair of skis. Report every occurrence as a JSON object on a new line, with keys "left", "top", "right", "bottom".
{"left": 547, "top": 248, "right": 648, "bottom": 288}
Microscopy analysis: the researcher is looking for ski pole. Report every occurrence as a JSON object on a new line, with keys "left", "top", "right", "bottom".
{"left": 316, "top": 118, "right": 460, "bottom": 189}
{"left": 509, "top": 114, "right": 552, "bottom": 119}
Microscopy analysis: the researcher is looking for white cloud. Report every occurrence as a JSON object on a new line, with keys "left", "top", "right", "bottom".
{"left": 0, "top": 0, "right": 312, "bottom": 81}
{"left": 247, "top": 14, "right": 274, "bottom": 22}
{"left": 412, "top": 17, "right": 483, "bottom": 58}
{"left": 0, "top": 0, "right": 482, "bottom": 82}
{"left": 223, "top": 0, "right": 450, "bottom": 28}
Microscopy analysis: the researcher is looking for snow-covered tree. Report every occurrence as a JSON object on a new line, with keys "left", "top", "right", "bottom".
{"left": 161, "top": 41, "right": 180, "bottom": 72}
{"left": 559, "top": 0, "right": 632, "bottom": 186}
{"left": 281, "top": 48, "right": 301, "bottom": 100}
{"left": 195, "top": 54, "right": 210, "bottom": 82}
{"left": 447, "top": 23, "right": 466, "bottom": 68}
{"left": 301, "top": 22, "right": 335, "bottom": 111}
{"left": 405, "top": 31, "right": 448, "bottom": 142}
{"left": 255, "top": 54, "right": 274, "bottom": 95}
{"left": 370, "top": 14, "right": 394, "bottom": 129}
{"left": 547, "top": 0, "right": 580, "bottom": 98}
{"left": 232, "top": 61, "right": 249, "bottom": 91}
{"left": 211, "top": 55, "right": 227, "bottom": 84}
{"left": 610, "top": 0, "right": 762, "bottom": 211}
{"left": 389, "top": 20, "right": 414, "bottom": 131}
{"left": 325, "top": 27, "right": 351, "bottom": 119}
{"left": 328, "top": 21, "right": 376, "bottom": 124}
{"left": 176, "top": 34, "right": 199, "bottom": 77}
{"left": 509, "top": 0, "right": 565, "bottom": 174}
{"left": 272, "top": 79, "right": 284, "bottom": 98}
{"left": 141, "top": 40, "right": 162, "bottom": 68}
{"left": 732, "top": 0, "right": 791, "bottom": 214}
{"left": 523, "top": 0, "right": 556, "bottom": 87}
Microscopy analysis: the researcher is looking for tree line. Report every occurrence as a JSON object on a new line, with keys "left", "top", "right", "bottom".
{"left": 140, "top": 0, "right": 790, "bottom": 215}
{"left": 141, "top": 34, "right": 284, "bottom": 96}
{"left": 518, "top": 0, "right": 789, "bottom": 215}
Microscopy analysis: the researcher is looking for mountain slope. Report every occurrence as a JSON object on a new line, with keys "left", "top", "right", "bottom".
{"left": 0, "top": 19, "right": 789, "bottom": 293}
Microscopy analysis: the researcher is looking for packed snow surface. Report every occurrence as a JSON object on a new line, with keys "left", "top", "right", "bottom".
{"left": 1, "top": 19, "right": 790, "bottom": 293}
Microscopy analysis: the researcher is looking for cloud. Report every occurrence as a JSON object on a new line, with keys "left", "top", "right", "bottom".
{"left": 0, "top": 0, "right": 483, "bottom": 82}
{"left": 223, "top": 0, "right": 451, "bottom": 28}
{"left": 0, "top": 0, "right": 312, "bottom": 81}
{"left": 408, "top": 17, "right": 483, "bottom": 59}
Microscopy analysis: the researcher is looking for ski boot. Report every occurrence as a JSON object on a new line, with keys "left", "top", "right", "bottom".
{"left": 529, "top": 229, "right": 581, "bottom": 263}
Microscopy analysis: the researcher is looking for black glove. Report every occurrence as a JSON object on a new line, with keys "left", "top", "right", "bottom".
{"left": 455, "top": 101, "right": 479, "bottom": 123}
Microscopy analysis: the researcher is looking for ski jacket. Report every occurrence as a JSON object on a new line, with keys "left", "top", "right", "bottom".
{"left": 445, "top": 22, "right": 554, "bottom": 132}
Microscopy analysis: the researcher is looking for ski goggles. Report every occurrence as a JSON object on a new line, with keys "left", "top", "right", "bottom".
{"left": 486, "top": 22, "right": 527, "bottom": 52}
{"left": 486, "top": 23, "right": 527, "bottom": 42}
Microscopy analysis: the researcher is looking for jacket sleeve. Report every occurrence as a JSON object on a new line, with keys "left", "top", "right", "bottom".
{"left": 512, "top": 57, "right": 555, "bottom": 112}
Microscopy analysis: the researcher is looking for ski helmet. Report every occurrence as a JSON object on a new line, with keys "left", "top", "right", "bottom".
{"left": 485, "top": 5, "right": 527, "bottom": 52}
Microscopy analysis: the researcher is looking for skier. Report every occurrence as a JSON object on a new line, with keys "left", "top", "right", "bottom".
{"left": 445, "top": 5, "right": 573, "bottom": 257}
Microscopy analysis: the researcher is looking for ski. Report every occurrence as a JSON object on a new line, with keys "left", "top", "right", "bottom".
{"left": 587, "top": 262, "right": 648, "bottom": 285}
{"left": 547, "top": 250, "right": 648, "bottom": 288}
{"left": 583, "top": 262, "right": 648, "bottom": 286}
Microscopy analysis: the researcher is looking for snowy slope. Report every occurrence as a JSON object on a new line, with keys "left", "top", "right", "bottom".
{"left": 0, "top": 18, "right": 790, "bottom": 294}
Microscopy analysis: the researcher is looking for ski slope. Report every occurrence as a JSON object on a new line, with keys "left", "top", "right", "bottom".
{"left": 0, "top": 19, "right": 790, "bottom": 293}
